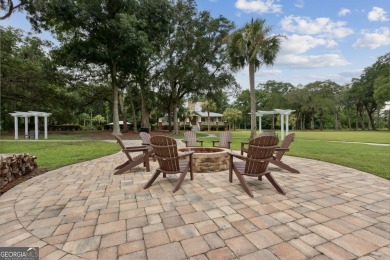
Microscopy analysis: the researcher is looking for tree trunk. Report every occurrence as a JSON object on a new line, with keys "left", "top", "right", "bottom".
{"left": 310, "top": 108, "right": 315, "bottom": 130}
{"left": 347, "top": 107, "right": 351, "bottom": 130}
{"left": 334, "top": 111, "right": 339, "bottom": 130}
{"left": 118, "top": 92, "right": 128, "bottom": 133}
{"left": 249, "top": 63, "right": 257, "bottom": 139}
{"left": 365, "top": 106, "right": 376, "bottom": 130}
{"left": 388, "top": 109, "right": 390, "bottom": 130}
{"left": 360, "top": 109, "right": 365, "bottom": 130}
{"left": 140, "top": 87, "right": 150, "bottom": 130}
{"left": 173, "top": 101, "right": 179, "bottom": 135}
{"left": 128, "top": 88, "right": 138, "bottom": 133}
{"left": 111, "top": 61, "right": 121, "bottom": 136}
{"left": 207, "top": 111, "right": 210, "bottom": 132}
{"left": 355, "top": 106, "right": 359, "bottom": 130}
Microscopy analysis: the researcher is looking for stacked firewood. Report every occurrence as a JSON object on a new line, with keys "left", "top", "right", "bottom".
{"left": 0, "top": 154, "right": 37, "bottom": 189}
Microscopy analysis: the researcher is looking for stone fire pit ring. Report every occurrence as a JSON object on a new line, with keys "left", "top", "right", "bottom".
{"left": 178, "top": 147, "right": 229, "bottom": 173}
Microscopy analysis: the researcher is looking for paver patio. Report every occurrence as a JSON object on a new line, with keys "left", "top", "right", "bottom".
{"left": 0, "top": 140, "right": 389, "bottom": 259}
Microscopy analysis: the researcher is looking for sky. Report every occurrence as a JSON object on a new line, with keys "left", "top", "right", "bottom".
{"left": 2, "top": 0, "right": 390, "bottom": 89}
{"left": 195, "top": 0, "right": 390, "bottom": 88}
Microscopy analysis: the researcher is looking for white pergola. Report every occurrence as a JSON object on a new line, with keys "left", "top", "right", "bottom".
{"left": 256, "top": 109, "right": 295, "bottom": 140}
{"left": 9, "top": 111, "right": 52, "bottom": 140}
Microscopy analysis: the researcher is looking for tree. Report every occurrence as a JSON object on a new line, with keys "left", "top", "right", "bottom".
{"left": 158, "top": 0, "right": 236, "bottom": 135}
{"left": 0, "top": 0, "right": 28, "bottom": 20}
{"left": 372, "top": 53, "right": 390, "bottom": 130}
{"left": 228, "top": 18, "right": 284, "bottom": 139}
{"left": 92, "top": 114, "right": 106, "bottom": 129}
{"left": 0, "top": 26, "right": 81, "bottom": 129}
{"left": 223, "top": 107, "right": 242, "bottom": 130}
{"left": 26, "top": 0, "right": 171, "bottom": 135}
{"left": 201, "top": 100, "right": 217, "bottom": 131}
{"left": 349, "top": 52, "right": 389, "bottom": 130}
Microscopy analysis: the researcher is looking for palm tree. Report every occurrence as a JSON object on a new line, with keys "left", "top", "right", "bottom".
{"left": 228, "top": 18, "right": 284, "bottom": 139}
{"left": 201, "top": 100, "right": 217, "bottom": 131}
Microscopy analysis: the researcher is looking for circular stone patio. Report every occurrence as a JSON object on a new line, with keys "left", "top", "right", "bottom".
{"left": 0, "top": 142, "right": 389, "bottom": 259}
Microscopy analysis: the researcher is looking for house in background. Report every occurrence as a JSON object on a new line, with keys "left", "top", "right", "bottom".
{"left": 188, "top": 101, "right": 223, "bottom": 131}
{"left": 158, "top": 101, "right": 224, "bottom": 131}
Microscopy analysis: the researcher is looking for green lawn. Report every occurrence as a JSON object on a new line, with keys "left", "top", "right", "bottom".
{"left": 0, "top": 141, "right": 118, "bottom": 169}
{"left": 1, "top": 130, "right": 389, "bottom": 180}
{"left": 197, "top": 130, "right": 390, "bottom": 180}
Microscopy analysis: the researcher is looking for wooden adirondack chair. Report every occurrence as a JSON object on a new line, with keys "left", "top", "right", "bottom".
{"left": 270, "top": 133, "right": 300, "bottom": 173}
{"left": 240, "top": 132, "right": 273, "bottom": 155}
{"left": 139, "top": 132, "right": 156, "bottom": 161}
{"left": 144, "top": 136, "right": 194, "bottom": 193}
{"left": 113, "top": 135, "right": 150, "bottom": 175}
{"left": 228, "top": 135, "right": 286, "bottom": 197}
{"left": 139, "top": 132, "right": 151, "bottom": 145}
{"left": 212, "top": 131, "right": 232, "bottom": 149}
{"left": 184, "top": 131, "right": 203, "bottom": 147}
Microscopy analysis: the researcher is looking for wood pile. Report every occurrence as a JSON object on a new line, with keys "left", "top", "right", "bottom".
{"left": 0, "top": 154, "right": 37, "bottom": 189}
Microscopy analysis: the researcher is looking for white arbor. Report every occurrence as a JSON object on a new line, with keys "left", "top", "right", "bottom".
{"left": 9, "top": 111, "right": 52, "bottom": 140}
{"left": 256, "top": 109, "right": 295, "bottom": 140}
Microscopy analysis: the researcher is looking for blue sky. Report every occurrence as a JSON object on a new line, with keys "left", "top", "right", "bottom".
{"left": 196, "top": 0, "right": 390, "bottom": 87}
{"left": 3, "top": 0, "right": 389, "bottom": 88}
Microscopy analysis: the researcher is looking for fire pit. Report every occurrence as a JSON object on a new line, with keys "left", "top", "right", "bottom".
{"left": 178, "top": 147, "right": 229, "bottom": 173}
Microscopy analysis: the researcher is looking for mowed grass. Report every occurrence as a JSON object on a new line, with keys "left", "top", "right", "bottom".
{"left": 197, "top": 130, "right": 390, "bottom": 180}
{"left": 0, "top": 141, "right": 119, "bottom": 169}
{"left": 1, "top": 130, "right": 389, "bottom": 180}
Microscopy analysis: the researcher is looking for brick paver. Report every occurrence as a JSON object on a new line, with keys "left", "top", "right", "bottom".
{"left": 0, "top": 140, "right": 389, "bottom": 259}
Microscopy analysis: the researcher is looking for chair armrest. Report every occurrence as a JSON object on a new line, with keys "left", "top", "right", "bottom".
{"left": 240, "top": 142, "right": 249, "bottom": 151}
{"left": 197, "top": 140, "right": 204, "bottom": 147}
{"left": 123, "top": 146, "right": 149, "bottom": 152}
{"left": 211, "top": 140, "right": 219, "bottom": 147}
{"left": 178, "top": 151, "right": 195, "bottom": 159}
{"left": 276, "top": 148, "right": 289, "bottom": 152}
{"left": 227, "top": 151, "right": 247, "bottom": 161}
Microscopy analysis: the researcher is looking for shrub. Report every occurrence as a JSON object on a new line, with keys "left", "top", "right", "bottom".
{"left": 49, "top": 124, "right": 81, "bottom": 131}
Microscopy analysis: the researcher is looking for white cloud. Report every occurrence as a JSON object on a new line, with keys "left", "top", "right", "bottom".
{"left": 257, "top": 69, "right": 282, "bottom": 75}
{"left": 295, "top": 0, "right": 304, "bottom": 8}
{"left": 353, "top": 27, "right": 390, "bottom": 49}
{"left": 235, "top": 0, "right": 282, "bottom": 14}
{"left": 281, "top": 15, "right": 354, "bottom": 38}
{"left": 280, "top": 34, "right": 337, "bottom": 55}
{"left": 338, "top": 8, "right": 351, "bottom": 17}
{"left": 276, "top": 54, "right": 349, "bottom": 68}
{"left": 368, "top": 7, "right": 389, "bottom": 21}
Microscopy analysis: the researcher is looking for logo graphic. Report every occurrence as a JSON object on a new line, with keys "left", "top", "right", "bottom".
{"left": 0, "top": 247, "right": 39, "bottom": 260}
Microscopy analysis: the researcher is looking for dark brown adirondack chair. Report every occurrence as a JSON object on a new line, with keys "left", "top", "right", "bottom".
{"left": 139, "top": 132, "right": 151, "bottom": 145}
{"left": 228, "top": 136, "right": 286, "bottom": 197}
{"left": 240, "top": 132, "right": 273, "bottom": 155}
{"left": 144, "top": 136, "right": 194, "bottom": 193}
{"left": 184, "top": 131, "right": 203, "bottom": 147}
{"left": 113, "top": 135, "right": 150, "bottom": 175}
{"left": 139, "top": 132, "right": 156, "bottom": 161}
{"left": 212, "top": 131, "right": 232, "bottom": 149}
{"left": 270, "top": 133, "right": 300, "bottom": 173}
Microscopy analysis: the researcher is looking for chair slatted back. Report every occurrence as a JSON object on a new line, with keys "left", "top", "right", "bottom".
{"left": 150, "top": 136, "right": 180, "bottom": 173}
{"left": 140, "top": 132, "right": 151, "bottom": 145}
{"left": 275, "top": 133, "right": 295, "bottom": 161}
{"left": 245, "top": 136, "right": 279, "bottom": 175}
{"left": 184, "top": 131, "right": 197, "bottom": 147}
{"left": 114, "top": 135, "right": 133, "bottom": 162}
{"left": 219, "top": 132, "right": 232, "bottom": 148}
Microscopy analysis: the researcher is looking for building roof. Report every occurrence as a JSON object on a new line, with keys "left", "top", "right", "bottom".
{"left": 193, "top": 111, "right": 223, "bottom": 117}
